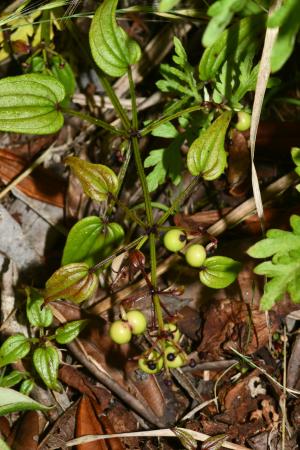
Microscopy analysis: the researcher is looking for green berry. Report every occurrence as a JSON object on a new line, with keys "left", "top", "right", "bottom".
{"left": 164, "top": 323, "right": 180, "bottom": 342}
{"left": 138, "top": 351, "right": 163, "bottom": 374}
{"left": 185, "top": 244, "right": 206, "bottom": 268}
{"left": 164, "top": 229, "right": 187, "bottom": 252}
{"left": 165, "top": 346, "right": 185, "bottom": 369}
{"left": 109, "top": 320, "right": 132, "bottom": 344}
{"left": 126, "top": 310, "right": 147, "bottom": 335}
{"left": 235, "top": 111, "right": 251, "bottom": 131}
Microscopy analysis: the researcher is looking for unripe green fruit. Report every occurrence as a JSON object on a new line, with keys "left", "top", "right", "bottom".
{"left": 164, "top": 323, "right": 180, "bottom": 342}
{"left": 163, "top": 229, "right": 187, "bottom": 252}
{"left": 138, "top": 350, "right": 163, "bottom": 374}
{"left": 235, "top": 111, "right": 251, "bottom": 131}
{"left": 126, "top": 310, "right": 147, "bottom": 335}
{"left": 109, "top": 320, "right": 132, "bottom": 344}
{"left": 185, "top": 244, "right": 206, "bottom": 267}
{"left": 165, "top": 346, "right": 185, "bottom": 368}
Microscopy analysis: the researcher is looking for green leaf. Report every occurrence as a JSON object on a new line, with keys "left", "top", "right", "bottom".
{"left": 20, "top": 379, "right": 35, "bottom": 396}
{"left": 50, "top": 55, "right": 76, "bottom": 106}
{"left": 0, "top": 370, "right": 28, "bottom": 388}
{"left": 0, "top": 335, "right": 31, "bottom": 368}
{"left": 145, "top": 135, "right": 184, "bottom": 192}
{"left": 158, "top": 0, "right": 181, "bottom": 12}
{"left": 0, "top": 436, "right": 11, "bottom": 450}
{"left": 268, "top": 0, "right": 298, "bottom": 28}
{"left": 89, "top": 0, "right": 141, "bottom": 77}
{"left": 254, "top": 256, "right": 300, "bottom": 310}
{"left": 202, "top": 0, "right": 247, "bottom": 47}
{"left": 156, "top": 37, "right": 199, "bottom": 101}
{"left": 270, "top": 4, "right": 300, "bottom": 72}
{"left": 151, "top": 121, "right": 178, "bottom": 138}
{"left": 33, "top": 346, "right": 61, "bottom": 391}
{"left": 199, "top": 15, "right": 265, "bottom": 81}
{"left": 65, "top": 156, "right": 118, "bottom": 202}
{"left": 247, "top": 227, "right": 300, "bottom": 259}
{"left": 0, "top": 387, "right": 51, "bottom": 415}
{"left": 26, "top": 287, "right": 53, "bottom": 328}
{"left": 187, "top": 111, "right": 232, "bottom": 180}
{"left": 62, "top": 217, "right": 124, "bottom": 267}
{"left": 0, "top": 74, "right": 65, "bottom": 134}
{"left": 199, "top": 256, "right": 241, "bottom": 289}
{"left": 55, "top": 319, "right": 88, "bottom": 344}
{"left": 247, "top": 215, "right": 300, "bottom": 310}
{"left": 44, "top": 262, "right": 98, "bottom": 304}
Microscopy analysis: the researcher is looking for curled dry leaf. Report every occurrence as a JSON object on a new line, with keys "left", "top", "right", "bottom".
{"left": 198, "top": 298, "right": 280, "bottom": 359}
{"left": 76, "top": 396, "right": 107, "bottom": 450}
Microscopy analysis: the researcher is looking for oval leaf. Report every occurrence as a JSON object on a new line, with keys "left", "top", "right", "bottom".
{"left": 65, "top": 156, "right": 118, "bottom": 202}
{"left": 33, "top": 346, "right": 61, "bottom": 391}
{"left": 0, "top": 387, "right": 51, "bottom": 415}
{"left": 0, "top": 74, "right": 65, "bottom": 134}
{"left": 62, "top": 217, "right": 124, "bottom": 266}
{"left": 187, "top": 111, "right": 232, "bottom": 180}
{"left": 199, "top": 256, "right": 241, "bottom": 289}
{"left": 0, "top": 370, "right": 28, "bottom": 388}
{"left": 26, "top": 287, "right": 53, "bottom": 328}
{"left": 50, "top": 55, "right": 76, "bottom": 102}
{"left": 0, "top": 335, "right": 31, "bottom": 368}
{"left": 55, "top": 319, "right": 88, "bottom": 344}
{"left": 89, "top": 0, "right": 141, "bottom": 77}
{"left": 199, "top": 15, "right": 265, "bottom": 81}
{"left": 44, "top": 262, "right": 98, "bottom": 304}
{"left": 20, "top": 379, "right": 35, "bottom": 396}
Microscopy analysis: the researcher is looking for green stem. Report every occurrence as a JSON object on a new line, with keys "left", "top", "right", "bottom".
{"left": 98, "top": 73, "right": 131, "bottom": 130}
{"left": 157, "top": 176, "right": 201, "bottom": 226}
{"left": 128, "top": 66, "right": 163, "bottom": 330}
{"left": 62, "top": 107, "right": 125, "bottom": 136}
{"left": 107, "top": 142, "right": 132, "bottom": 216}
{"left": 140, "top": 104, "right": 202, "bottom": 136}
{"left": 115, "top": 198, "right": 147, "bottom": 228}
{"left": 91, "top": 236, "right": 144, "bottom": 272}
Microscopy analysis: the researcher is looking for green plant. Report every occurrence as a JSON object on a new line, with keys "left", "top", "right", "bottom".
{"left": 2, "top": 0, "right": 278, "bottom": 387}
{"left": 0, "top": 287, "right": 88, "bottom": 392}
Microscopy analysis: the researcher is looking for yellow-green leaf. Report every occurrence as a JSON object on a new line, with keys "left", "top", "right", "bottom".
{"left": 0, "top": 74, "right": 65, "bottom": 134}
{"left": 187, "top": 111, "right": 232, "bottom": 180}
{"left": 65, "top": 156, "right": 118, "bottom": 202}
{"left": 44, "top": 262, "right": 98, "bottom": 304}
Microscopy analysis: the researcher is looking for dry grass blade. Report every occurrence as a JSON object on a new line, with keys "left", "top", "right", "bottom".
{"left": 250, "top": 0, "right": 282, "bottom": 230}
{"left": 66, "top": 427, "right": 251, "bottom": 449}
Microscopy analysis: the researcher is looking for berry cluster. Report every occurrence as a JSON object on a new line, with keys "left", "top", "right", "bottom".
{"left": 138, "top": 322, "right": 186, "bottom": 373}
{"left": 109, "top": 310, "right": 147, "bottom": 344}
{"left": 163, "top": 229, "right": 207, "bottom": 267}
